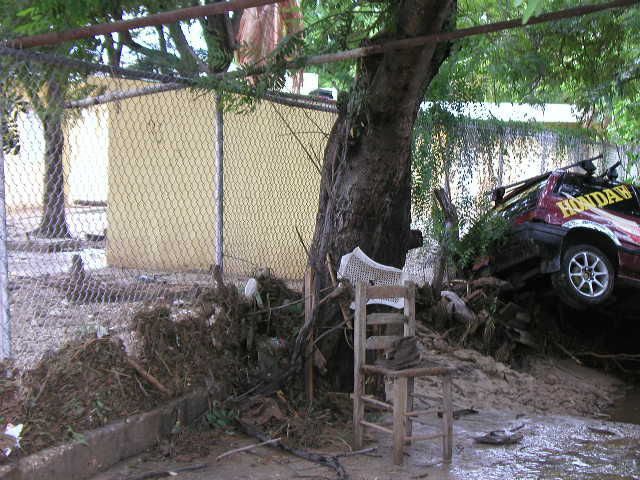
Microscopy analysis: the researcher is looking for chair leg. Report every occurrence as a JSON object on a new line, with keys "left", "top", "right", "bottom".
{"left": 442, "top": 374, "right": 453, "bottom": 462}
{"left": 405, "top": 376, "right": 414, "bottom": 443}
{"left": 353, "top": 373, "right": 365, "bottom": 449}
{"left": 392, "top": 377, "right": 408, "bottom": 465}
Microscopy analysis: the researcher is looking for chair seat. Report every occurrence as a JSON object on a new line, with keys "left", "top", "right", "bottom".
{"left": 360, "top": 364, "right": 455, "bottom": 378}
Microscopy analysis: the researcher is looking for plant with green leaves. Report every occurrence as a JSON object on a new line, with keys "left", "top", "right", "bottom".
{"left": 205, "top": 403, "right": 237, "bottom": 431}
{"left": 620, "top": 151, "right": 640, "bottom": 185}
{"left": 66, "top": 425, "right": 88, "bottom": 445}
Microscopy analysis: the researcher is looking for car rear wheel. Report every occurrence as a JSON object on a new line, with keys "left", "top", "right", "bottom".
{"left": 551, "top": 244, "right": 614, "bottom": 309}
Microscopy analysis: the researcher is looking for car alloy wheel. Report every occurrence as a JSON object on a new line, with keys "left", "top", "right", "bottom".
{"left": 552, "top": 243, "right": 615, "bottom": 309}
{"left": 566, "top": 249, "right": 610, "bottom": 298}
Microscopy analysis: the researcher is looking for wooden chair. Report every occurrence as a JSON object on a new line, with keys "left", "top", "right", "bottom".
{"left": 353, "top": 281, "right": 454, "bottom": 465}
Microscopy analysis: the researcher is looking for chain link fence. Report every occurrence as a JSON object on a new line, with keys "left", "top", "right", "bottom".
{"left": 0, "top": 46, "right": 335, "bottom": 368}
{"left": 1, "top": 45, "right": 639, "bottom": 369}
{"left": 406, "top": 116, "right": 640, "bottom": 283}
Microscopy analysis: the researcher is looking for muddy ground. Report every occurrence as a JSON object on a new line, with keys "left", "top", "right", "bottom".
{"left": 92, "top": 409, "right": 640, "bottom": 480}
{"left": 0, "top": 289, "right": 631, "bottom": 458}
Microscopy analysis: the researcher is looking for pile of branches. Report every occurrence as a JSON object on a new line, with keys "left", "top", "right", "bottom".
{"left": 419, "top": 276, "right": 539, "bottom": 363}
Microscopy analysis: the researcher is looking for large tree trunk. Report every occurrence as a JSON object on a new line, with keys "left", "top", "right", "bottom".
{"left": 309, "top": 0, "right": 455, "bottom": 389}
{"left": 33, "top": 78, "right": 70, "bottom": 238}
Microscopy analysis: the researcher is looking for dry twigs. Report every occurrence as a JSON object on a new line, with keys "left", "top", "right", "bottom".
{"left": 120, "top": 463, "right": 207, "bottom": 480}
{"left": 576, "top": 352, "right": 640, "bottom": 361}
{"left": 555, "top": 342, "right": 583, "bottom": 365}
{"left": 241, "top": 422, "right": 348, "bottom": 480}
{"left": 216, "top": 437, "right": 282, "bottom": 461}
{"left": 126, "top": 357, "right": 172, "bottom": 396}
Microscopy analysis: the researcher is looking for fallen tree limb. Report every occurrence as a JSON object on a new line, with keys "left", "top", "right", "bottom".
{"left": 126, "top": 356, "right": 172, "bottom": 396}
{"left": 555, "top": 342, "right": 583, "bottom": 365}
{"left": 216, "top": 437, "right": 281, "bottom": 461}
{"left": 240, "top": 422, "right": 348, "bottom": 480}
{"left": 122, "top": 463, "right": 207, "bottom": 480}
{"left": 334, "top": 447, "right": 377, "bottom": 458}
{"left": 576, "top": 352, "right": 640, "bottom": 361}
{"left": 433, "top": 188, "right": 459, "bottom": 292}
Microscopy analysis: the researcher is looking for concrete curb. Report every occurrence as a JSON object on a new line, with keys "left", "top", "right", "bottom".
{"left": 0, "top": 388, "right": 212, "bottom": 480}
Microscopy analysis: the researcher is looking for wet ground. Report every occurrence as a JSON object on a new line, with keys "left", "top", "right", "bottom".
{"left": 608, "top": 389, "right": 640, "bottom": 426}
{"left": 92, "top": 408, "right": 640, "bottom": 480}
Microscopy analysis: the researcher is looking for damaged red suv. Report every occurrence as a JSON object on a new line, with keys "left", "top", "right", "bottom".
{"left": 483, "top": 157, "right": 640, "bottom": 309}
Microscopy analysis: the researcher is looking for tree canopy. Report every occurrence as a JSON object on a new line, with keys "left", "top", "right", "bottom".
{"left": 427, "top": 0, "right": 640, "bottom": 144}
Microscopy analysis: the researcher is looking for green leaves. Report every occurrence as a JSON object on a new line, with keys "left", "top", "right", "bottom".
{"left": 428, "top": 0, "right": 640, "bottom": 144}
{"left": 515, "top": 0, "right": 545, "bottom": 24}
{"left": 301, "top": 0, "right": 394, "bottom": 90}
{"left": 66, "top": 426, "right": 88, "bottom": 445}
{"left": 205, "top": 405, "right": 237, "bottom": 430}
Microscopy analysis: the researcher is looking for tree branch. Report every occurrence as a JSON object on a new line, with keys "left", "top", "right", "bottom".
{"left": 4, "top": 0, "right": 281, "bottom": 49}
{"left": 167, "top": 22, "right": 210, "bottom": 75}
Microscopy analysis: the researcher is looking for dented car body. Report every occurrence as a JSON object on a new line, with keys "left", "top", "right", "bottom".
{"left": 483, "top": 162, "right": 640, "bottom": 309}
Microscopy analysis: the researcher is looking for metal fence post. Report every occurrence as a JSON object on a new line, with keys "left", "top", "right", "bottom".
{"left": 215, "top": 94, "right": 224, "bottom": 273}
{"left": 0, "top": 114, "right": 12, "bottom": 360}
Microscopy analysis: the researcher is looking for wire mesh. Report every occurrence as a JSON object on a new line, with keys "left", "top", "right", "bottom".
{"left": 0, "top": 46, "right": 335, "bottom": 369}
{"left": 408, "top": 117, "right": 640, "bottom": 285}
{"left": 1, "top": 46, "right": 639, "bottom": 368}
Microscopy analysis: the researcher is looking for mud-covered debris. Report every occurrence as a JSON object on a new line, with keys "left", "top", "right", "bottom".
{"left": 376, "top": 337, "right": 421, "bottom": 369}
{"left": 474, "top": 426, "right": 525, "bottom": 445}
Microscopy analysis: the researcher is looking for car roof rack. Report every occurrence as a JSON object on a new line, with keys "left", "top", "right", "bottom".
{"left": 490, "top": 153, "right": 603, "bottom": 204}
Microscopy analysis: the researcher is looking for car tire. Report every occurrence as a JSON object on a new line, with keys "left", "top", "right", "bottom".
{"left": 551, "top": 244, "right": 614, "bottom": 310}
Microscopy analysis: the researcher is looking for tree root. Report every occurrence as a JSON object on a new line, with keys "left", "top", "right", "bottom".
{"left": 239, "top": 422, "right": 348, "bottom": 480}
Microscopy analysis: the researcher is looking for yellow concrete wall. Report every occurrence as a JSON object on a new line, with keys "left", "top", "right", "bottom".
{"left": 223, "top": 101, "right": 334, "bottom": 278}
{"left": 106, "top": 81, "right": 217, "bottom": 271}
{"left": 105, "top": 79, "right": 335, "bottom": 278}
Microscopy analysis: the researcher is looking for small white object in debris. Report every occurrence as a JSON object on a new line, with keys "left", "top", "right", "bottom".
{"left": 2, "top": 423, "right": 23, "bottom": 456}
{"left": 96, "top": 325, "right": 109, "bottom": 339}
{"left": 244, "top": 278, "right": 264, "bottom": 308}
{"left": 244, "top": 278, "right": 258, "bottom": 298}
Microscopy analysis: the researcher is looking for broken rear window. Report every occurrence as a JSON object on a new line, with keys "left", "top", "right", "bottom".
{"left": 498, "top": 180, "right": 547, "bottom": 220}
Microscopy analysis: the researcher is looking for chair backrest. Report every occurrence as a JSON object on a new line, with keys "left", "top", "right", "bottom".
{"left": 338, "top": 247, "right": 408, "bottom": 309}
{"left": 354, "top": 281, "right": 416, "bottom": 367}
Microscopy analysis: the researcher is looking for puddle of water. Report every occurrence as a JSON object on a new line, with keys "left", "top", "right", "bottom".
{"left": 402, "top": 410, "right": 640, "bottom": 480}
{"left": 607, "top": 389, "right": 640, "bottom": 425}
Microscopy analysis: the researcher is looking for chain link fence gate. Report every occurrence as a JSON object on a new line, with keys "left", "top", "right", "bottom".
{"left": 0, "top": 45, "right": 336, "bottom": 369}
